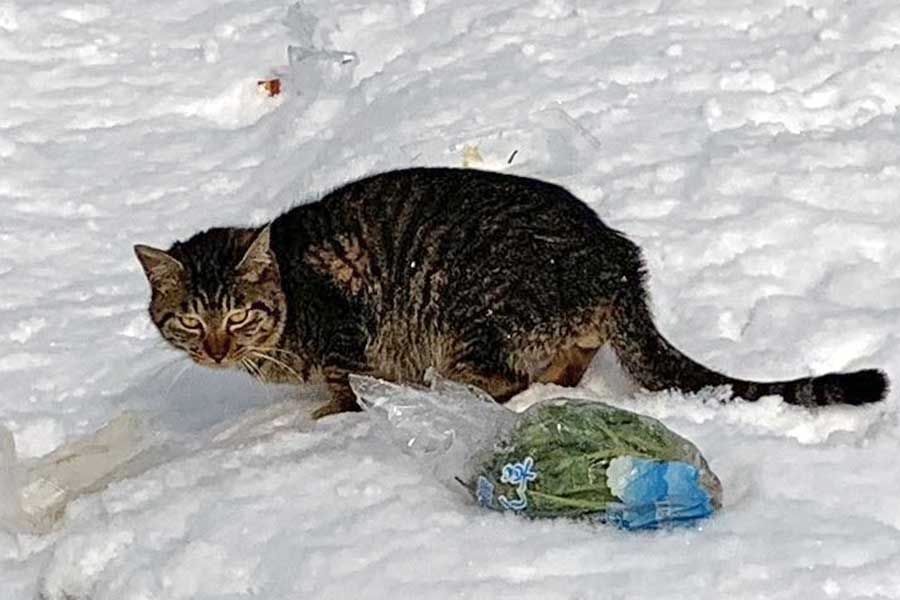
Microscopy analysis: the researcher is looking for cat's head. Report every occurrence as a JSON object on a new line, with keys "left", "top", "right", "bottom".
{"left": 134, "top": 226, "right": 287, "bottom": 369}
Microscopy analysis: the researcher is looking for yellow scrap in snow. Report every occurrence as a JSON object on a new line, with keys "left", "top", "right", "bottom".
{"left": 461, "top": 145, "right": 484, "bottom": 167}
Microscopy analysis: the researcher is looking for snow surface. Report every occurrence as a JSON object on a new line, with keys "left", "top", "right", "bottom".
{"left": 2, "top": 0, "right": 900, "bottom": 598}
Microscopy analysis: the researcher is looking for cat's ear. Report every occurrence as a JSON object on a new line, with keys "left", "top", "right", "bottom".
{"left": 134, "top": 244, "right": 184, "bottom": 290}
{"left": 236, "top": 226, "right": 277, "bottom": 283}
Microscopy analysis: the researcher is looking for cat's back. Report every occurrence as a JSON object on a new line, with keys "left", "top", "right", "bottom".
{"left": 323, "top": 167, "right": 602, "bottom": 226}
{"left": 315, "top": 168, "right": 632, "bottom": 275}
{"left": 275, "top": 167, "right": 639, "bottom": 276}
{"left": 291, "top": 168, "right": 637, "bottom": 321}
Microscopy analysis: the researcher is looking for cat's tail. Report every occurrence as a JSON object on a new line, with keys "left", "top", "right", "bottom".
{"left": 607, "top": 286, "right": 889, "bottom": 407}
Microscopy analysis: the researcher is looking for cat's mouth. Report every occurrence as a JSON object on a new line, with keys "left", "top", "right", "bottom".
{"left": 199, "top": 358, "right": 234, "bottom": 368}
{"left": 188, "top": 350, "right": 239, "bottom": 368}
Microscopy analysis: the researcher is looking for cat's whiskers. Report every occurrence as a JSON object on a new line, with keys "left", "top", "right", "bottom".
{"left": 239, "top": 357, "right": 253, "bottom": 378}
{"left": 163, "top": 361, "right": 193, "bottom": 402}
{"left": 239, "top": 358, "right": 278, "bottom": 405}
{"left": 241, "top": 357, "right": 266, "bottom": 384}
{"left": 145, "top": 355, "right": 184, "bottom": 382}
{"left": 251, "top": 346, "right": 304, "bottom": 363}
{"left": 249, "top": 350, "right": 303, "bottom": 382}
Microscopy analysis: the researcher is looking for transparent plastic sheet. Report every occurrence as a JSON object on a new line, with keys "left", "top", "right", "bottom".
{"left": 350, "top": 371, "right": 519, "bottom": 486}
{"left": 0, "top": 413, "right": 156, "bottom": 534}
{"left": 282, "top": 2, "right": 358, "bottom": 102}
{"left": 287, "top": 46, "right": 358, "bottom": 95}
{"left": 353, "top": 372, "right": 723, "bottom": 531}
{"left": 0, "top": 397, "right": 310, "bottom": 535}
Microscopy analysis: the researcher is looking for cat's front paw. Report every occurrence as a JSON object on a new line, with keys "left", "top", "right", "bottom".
{"left": 310, "top": 397, "right": 361, "bottom": 419}
{"left": 310, "top": 400, "right": 343, "bottom": 420}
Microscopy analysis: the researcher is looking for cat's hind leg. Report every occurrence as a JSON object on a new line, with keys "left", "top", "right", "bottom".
{"left": 534, "top": 343, "right": 599, "bottom": 387}
{"left": 523, "top": 315, "right": 607, "bottom": 388}
{"left": 442, "top": 361, "right": 529, "bottom": 402}
{"left": 440, "top": 337, "right": 530, "bottom": 403}
{"left": 441, "top": 319, "right": 605, "bottom": 401}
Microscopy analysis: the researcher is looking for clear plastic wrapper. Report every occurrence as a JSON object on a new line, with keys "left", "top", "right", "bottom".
{"left": 352, "top": 372, "right": 723, "bottom": 530}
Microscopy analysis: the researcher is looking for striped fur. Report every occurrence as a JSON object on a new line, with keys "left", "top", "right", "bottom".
{"left": 136, "top": 167, "right": 889, "bottom": 415}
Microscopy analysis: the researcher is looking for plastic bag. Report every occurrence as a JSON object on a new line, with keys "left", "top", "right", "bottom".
{"left": 352, "top": 372, "right": 722, "bottom": 531}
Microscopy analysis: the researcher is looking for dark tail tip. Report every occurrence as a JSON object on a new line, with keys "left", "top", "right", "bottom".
{"left": 817, "top": 369, "right": 889, "bottom": 406}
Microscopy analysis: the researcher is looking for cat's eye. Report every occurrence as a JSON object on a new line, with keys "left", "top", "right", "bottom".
{"left": 226, "top": 309, "right": 251, "bottom": 328}
{"left": 178, "top": 315, "right": 203, "bottom": 330}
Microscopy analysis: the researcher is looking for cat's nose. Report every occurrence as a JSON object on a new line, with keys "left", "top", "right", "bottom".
{"left": 203, "top": 335, "right": 231, "bottom": 363}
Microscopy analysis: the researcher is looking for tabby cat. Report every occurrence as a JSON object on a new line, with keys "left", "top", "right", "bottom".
{"left": 135, "top": 167, "right": 888, "bottom": 417}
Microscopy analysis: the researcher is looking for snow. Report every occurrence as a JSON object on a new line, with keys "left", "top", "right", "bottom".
{"left": 1, "top": 0, "right": 899, "bottom": 598}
